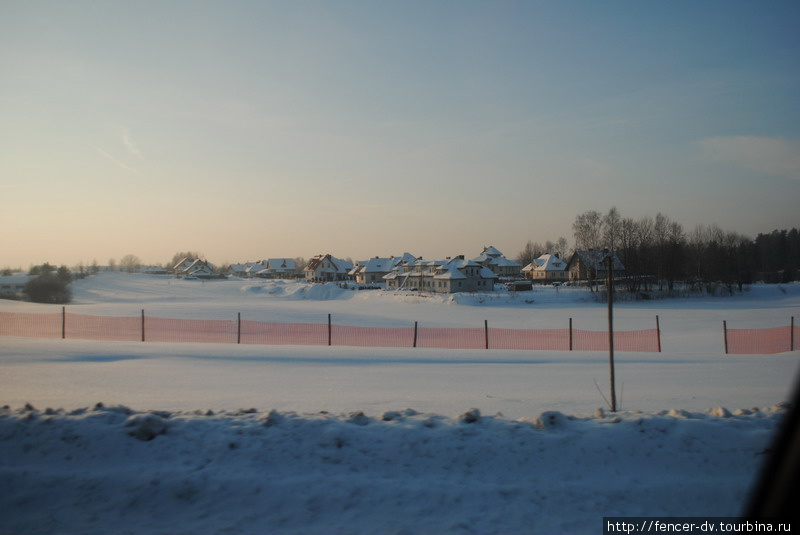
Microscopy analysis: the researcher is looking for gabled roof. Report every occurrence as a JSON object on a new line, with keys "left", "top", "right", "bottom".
{"left": 305, "top": 254, "right": 353, "bottom": 274}
{"left": 526, "top": 254, "right": 567, "bottom": 272}
{"left": 479, "top": 266, "right": 499, "bottom": 279}
{"left": 228, "top": 263, "right": 256, "bottom": 273}
{"left": 569, "top": 250, "right": 625, "bottom": 271}
{"left": 488, "top": 256, "right": 522, "bottom": 268}
{"left": 245, "top": 261, "right": 268, "bottom": 274}
{"left": 433, "top": 267, "right": 467, "bottom": 280}
{"left": 267, "top": 258, "right": 296, "bottom": 271}
{"left": 173, "top": 257, "right": 196, "bottom": 270}
{"left": 473, "top": 247, "right": 520, "bottom": 268}
{"left": 481, "top": 246, "right": 503, "bottom": 257}
{"left": 360, "top": 257, "right": 396, "bottom": 273}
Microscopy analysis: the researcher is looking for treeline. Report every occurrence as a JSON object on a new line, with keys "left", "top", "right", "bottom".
{"left": 537, "top": 207, "right": 798, "bottom": 295}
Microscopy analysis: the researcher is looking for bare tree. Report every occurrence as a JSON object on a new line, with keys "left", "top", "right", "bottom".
{"left": 555, "top": 237, "right": 569, "bottom": 258}
{"left": 294, "top": 257, "right": 308, "bottom": 274}
{"left": 119, "top": 254, "right": 142, "bottom": 273}
{"left": 515, "top": 241, "right": 544, "bottom": 267}
{"left": 602, "top": 206, "right": 622, "bottom": 252}
{"left": 572, "top": 210, "right": 603, "bottom": 251}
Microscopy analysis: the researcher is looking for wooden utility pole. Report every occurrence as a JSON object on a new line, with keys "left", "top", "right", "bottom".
{"left": 607, "top": 252, "right": 617, "bottom": 412}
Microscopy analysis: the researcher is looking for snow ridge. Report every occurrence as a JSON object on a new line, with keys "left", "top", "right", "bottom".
{"left": 0, "top": 403, "right": 785, "bottom": 535}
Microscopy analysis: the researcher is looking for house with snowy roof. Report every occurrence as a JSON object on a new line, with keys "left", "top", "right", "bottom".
{"left": 350, "top": 253, "right": 416, "bottom": 285}
{"left": 228, "top": 259, "right": 298, "bottom": 279}
{"left": 245, "top": 261, "right": 270, "bottom": 278}
{"left": 266, "top": 258, "right": 297, "bottom": 278}
{"left": 521, "top": 254, "right": 569, "bottom": 283}
{"left": 472, "top": 246, "right": 522, "bottom": 279}
{"left": 173, "top": 258, "right": 217, "bottom": 279}
{"left": 249, "top": 258, "right": 297, "bottom": 279}
{"left": 566, "top": 250, "right": 625, "bottom": 283}
{"left": 304, "top": 254, "right": 354, "bottom": 282}
{"left": 384, "top": 255, "right": 497, "bottom": 293}
{"left": 228, "top": 262, "right": 259, "bottom": 278}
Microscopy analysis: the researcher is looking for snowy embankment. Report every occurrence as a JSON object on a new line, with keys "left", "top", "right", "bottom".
{"left": 0, "top": 403, "right": 786, "bottom": 535}
{"left": 1, "top": 273, "right": 799, "bottom": 534}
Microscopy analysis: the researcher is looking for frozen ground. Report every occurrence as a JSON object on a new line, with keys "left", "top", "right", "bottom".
{"left": 1, "top": 273, "right": 799, "bottom": 534}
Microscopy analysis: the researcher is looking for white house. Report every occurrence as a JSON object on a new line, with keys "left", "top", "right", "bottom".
{"left": 229, "top": 259, "right": 297, "bottom": 279}
{"left": 304, "top": 254, "right": 354, "bottom": 282}
{"left": 264, "top": 258, "right": 297, "bottom": 278}
{"left": 384, "top": 255, "right": 497, "bottom": 293}
{"left": 521, "top": 254, "right": 569, "bottom": 282}
{"left": 349, "top": 253, "right": 416, "bottom": 285}
{"left": 228, "top": 262, "right": 258, "bottom": 278}
{"left": 173, "top": 258, "right": 217, "bottom": 279}
{"left": 472, "top": 246, "right": 522, "bottom": 278}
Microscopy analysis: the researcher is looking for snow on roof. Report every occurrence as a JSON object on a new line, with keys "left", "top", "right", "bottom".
{"left": 479, "top": 266, "right": 499, "bottom": 279}
{"left": 531, "top": 254, "right": 567, "bottom": 272}
{"left": 267, "top": 258, "right": 296, "bottom": 271}
{"left": 307, "top": 255, "right": 354, "bottom": 274}
{"left": 361, "top": 257, "right": 395, "bottom": 272}
{"left": 433, "top": 267, "right": 467, "bottom": 280}
{"left": 488, "top": 256, "right": 521, "bottom": 268}
{"left": 473, "top": 247, "right": 519, "bottom": 268}
{"left": 481, "top": 245, "right": 503, "bottom": 257}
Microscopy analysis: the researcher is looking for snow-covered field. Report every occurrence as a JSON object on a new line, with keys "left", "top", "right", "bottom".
{"left": 1, "top": 273, "right": 799, "bottom": 534}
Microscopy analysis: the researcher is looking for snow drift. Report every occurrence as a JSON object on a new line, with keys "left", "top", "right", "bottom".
{"left": 0, "top": 403, "right": 786, "bottom": 535}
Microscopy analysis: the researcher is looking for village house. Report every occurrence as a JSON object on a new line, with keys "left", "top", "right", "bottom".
{"left": 384, "top": 255, "right": 497, "bottom": 293}
{"left": 472, "top": 246, "right": 522, "bottom": 279}
{"left": 304, "top": 254, "right": 354, "bottom": 282}
{"left": 349, "top": 253, "right": 416, "bottom": 285}
{"left": 228, "top": 262, "right": 257, "bottom": 278}
{"left": 264, "top": 258, "right": 297, "bottom": 278}
{"left": 173, "top": 258, "right": 217, "bottom": 279}
{"left": 566, "top": 250, "right": 625, "bottom": 283}
{"left": 521, "top": 253, "right": 569, "bottom": 283}
{"left": 228, "top": 259, "right": 298, "bottom": 279}
{"left": 248, "top": 259, "right": 298, "bottom": 279}
{"left": 0, "top": 274, "right": 30, "bottom": 299}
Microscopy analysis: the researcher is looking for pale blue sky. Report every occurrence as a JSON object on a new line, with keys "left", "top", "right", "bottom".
{"left": 2, "top": 1, "right": 799, "bottom": 267}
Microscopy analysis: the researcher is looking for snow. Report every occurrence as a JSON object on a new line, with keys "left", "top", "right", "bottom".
{"left": 1, "top": 273, "right": 799, "bottom": 534}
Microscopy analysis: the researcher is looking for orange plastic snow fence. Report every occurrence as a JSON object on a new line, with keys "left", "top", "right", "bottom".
{"left": 64, "top": 313, "right": 141, "bottom": 342}
{"left": 0, "top": 310, "right": 677, "bottom": 353}
{"left": 0, "top": 311, "right": 62, "bottom": 339}
{"left": 726, "top": 326, "right": 793, "bottom": 355}
{"left": 240, "top": 321, "right": 328, "bottom": 346}
{"left": 488, "top": 328, "right": 570, "bottom": 351}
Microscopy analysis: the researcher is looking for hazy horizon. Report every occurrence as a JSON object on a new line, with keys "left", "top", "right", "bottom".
{"left": 2, "top": 1, "right": 799, "bottom": 268}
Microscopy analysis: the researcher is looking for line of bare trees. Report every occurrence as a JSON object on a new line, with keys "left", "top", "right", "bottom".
{"left": 522, "top": 207, "right": 799, "bottom": 296}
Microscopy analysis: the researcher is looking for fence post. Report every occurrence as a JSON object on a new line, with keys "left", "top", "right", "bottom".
{"left": 484, "top": 320, "right": 489, "bottom": 349}
{"left": 791, "top": 316, "right": 795, "bottom": 352}
{"left": 328, "top": 314, "right": 332, "bottom": 346}
{"left": 237, "top": 313, "right": 241, "bottom": 344}
{"left": 141, "top": 309, "right": 145, "bottom": 342}
{"left": 723, "top": 320, "right": 729, "bottom": 354}
{"left": 656, "top": 315, "right": 661, "bottom": 353}
{"left": 62, "top": 306, "right": 66, "bottom": 339}
{"left": 413, "top": 321, "right": 418, "bottom": 348}
{"left": 607, "top": 253, "right": 617, "bottom": 412}
{"left": 569, "top": 318, "right": 573, "bottom": 351}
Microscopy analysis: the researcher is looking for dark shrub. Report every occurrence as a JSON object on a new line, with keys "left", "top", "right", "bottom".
{"left": 24, "top": 275, "right": 72, "bottom": 304}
